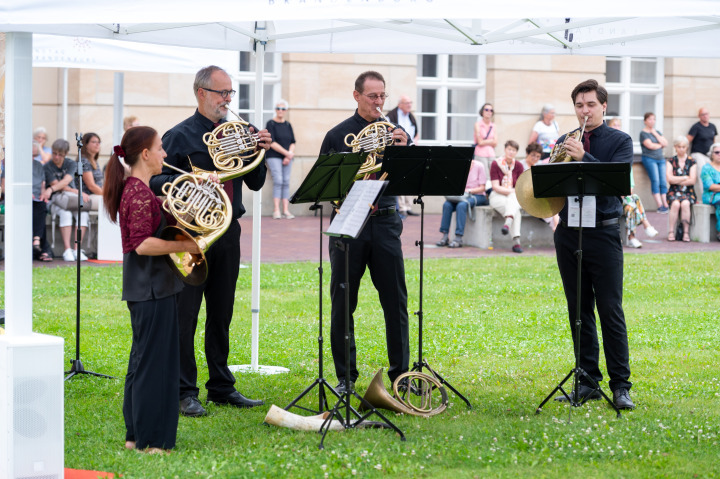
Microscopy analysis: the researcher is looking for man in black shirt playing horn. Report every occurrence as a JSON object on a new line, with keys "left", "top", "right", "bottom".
{"left": 151, "top": 65, "right": 271, "bottom": 417}
{"left": 554, "top": 79, "right": 634, "bottom": 410}
{"left": 319, "top": 71, "right": 411, "bottom": 394}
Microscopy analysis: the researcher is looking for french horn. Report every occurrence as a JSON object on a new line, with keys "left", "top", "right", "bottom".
{"left": 360, "top": 368, "right": 448, "bottom": 417}
{"left": 516, "top": 116, "right": 588, "bottom": 218}
{"left": 344, "top": 107, "right": 396, "bottom": 180}
{"left": 160, "top": 109, "right": 266, "bottom": 285}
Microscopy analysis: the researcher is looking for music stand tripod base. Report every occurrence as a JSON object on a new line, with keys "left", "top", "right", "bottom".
{"left": 283, "top": 153, "right": 364, "bottom": 416}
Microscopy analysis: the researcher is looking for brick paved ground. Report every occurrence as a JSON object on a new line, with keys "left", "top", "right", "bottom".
{"left": 239, "top": 210, "right": 719, "bottom": 264}
{"left": 5, "top": 210, "right": 717, "bottom": 271}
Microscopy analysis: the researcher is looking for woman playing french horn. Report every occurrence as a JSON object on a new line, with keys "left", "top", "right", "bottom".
{"left": 103, "top": 126, "right": 202, "bottom": 454}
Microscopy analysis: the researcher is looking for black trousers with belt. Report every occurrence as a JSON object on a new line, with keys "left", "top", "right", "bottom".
{"left": 178, "top": 220, "right": 241, "bottom": 400}
{"left": 124, "top": 294, "right": 180, "bottom": 449}
{"left": 328, "top": 212, "right": 410, "bottom": 384}
{"left": 554, "top": 222, "right": 632, "bottom": 392}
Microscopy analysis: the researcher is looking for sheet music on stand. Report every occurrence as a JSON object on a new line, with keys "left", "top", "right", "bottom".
{"left": 325, "top": 180, "right": 388, "bottom": 239}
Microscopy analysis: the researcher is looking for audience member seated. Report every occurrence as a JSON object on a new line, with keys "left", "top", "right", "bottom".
{"left": 33, "top": 127, "right": 52, "bottom": 164}
{"left": 32, "top": 151, "right": 54, "bottom": 262}
{"left": 666, "top": 136, "right": 697, "bottom": 242}
{"left": 521, "top": 143, "right": 557, "bottom": 231}
{"left": 436, "top": 159, "right": 488, "bottom": 249}
{"left": 606, "top": 117, "right": 621, "bottom": 130}
{"left": 640, "top": 112, "right": 669, "bottom": 213}
{"left": 81, "top": 132, "right": 104, "bottom": 196}
{"left": 701, "top": 142, "right": 720, "bottom": 242}
{"left": 528, "top": 104, "right": 560, "bottom": 160}
{"left": 489, "top": 140, "right": 524, "bottom": 253}
{"left": 123, "top": 115, "right": 140, "bottom": 131}
{"left": 623, "top": 169, "right": 658, "bottom": 248}
{"left": 44, "top": 139, "right": 91, "bottom": 261}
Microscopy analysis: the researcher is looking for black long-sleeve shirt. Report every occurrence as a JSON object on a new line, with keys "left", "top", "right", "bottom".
{"left": 149, "top": 109, "right": 267, "bottom": 220}
{"left": 319, "top": 109, "right": 411, "bottom": 209}
{"left": 556, "top": 121, "right": 633, "bottom": 222}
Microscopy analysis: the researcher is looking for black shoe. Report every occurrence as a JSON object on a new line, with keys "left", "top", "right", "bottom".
{"left": 406, "top": 210, "right": 419, "bottom": 216}
{"left": 207, "top": 390, "right": 264, "bottom": 409}
{"left": 555, "top": 384, "right": 601, "bottom": 402}
{"left": 501, "top": 225, "right": 510, "bottom": 235}
{"left": 335, "top": 380, "right": 355, "bottom": 394}
{"left": 436, "top": 237, "right": 450, "bottom": 247}
{"left": 396, "top": 377, "right": 422, "bottom": 396}
{"left": 613, "top": 388, "right": 635, "bottom": 410}
{"left": 180, "top": 396, "right": 208, "bottom": 417}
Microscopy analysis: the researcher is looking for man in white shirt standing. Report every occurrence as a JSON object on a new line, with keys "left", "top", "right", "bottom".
{"left": 387, "top": 95, "right": 420, "bottom": 217}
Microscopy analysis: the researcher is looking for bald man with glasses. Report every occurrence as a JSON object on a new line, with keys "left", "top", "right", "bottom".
{"left": 151, "top": 65, "right": 271, "bottom": 418}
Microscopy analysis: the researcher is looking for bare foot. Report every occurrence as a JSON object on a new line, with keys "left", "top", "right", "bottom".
{"left": 125, "top": 441, "right": 136, "bottom": 450}
{"left": 141, "top": 447, "right": 171, "bottom": 455}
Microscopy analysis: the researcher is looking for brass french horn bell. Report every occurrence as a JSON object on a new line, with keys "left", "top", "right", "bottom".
{"left": 516, "top": 116, "right": 588, "bottom": 218}
{"left": 360, "top": 368, "right": 448, "bottom": 417}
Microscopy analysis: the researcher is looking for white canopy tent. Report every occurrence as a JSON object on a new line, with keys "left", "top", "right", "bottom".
{"left": 2, "top": 2, "right": 720, "bottom": 474}
{"left": 3, "top": 0, "right": 720, "bottom": 56}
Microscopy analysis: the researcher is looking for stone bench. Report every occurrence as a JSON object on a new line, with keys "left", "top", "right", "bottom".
{"left": 448, "top": 205, "right": 555, "bottom": 250}
{"left": 682, "top": 203, "right": 717, "bottom": 243}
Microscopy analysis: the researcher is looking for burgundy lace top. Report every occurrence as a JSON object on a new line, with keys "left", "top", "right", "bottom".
{"left": 119, "top": 177, "right": 175, "bottom": 253}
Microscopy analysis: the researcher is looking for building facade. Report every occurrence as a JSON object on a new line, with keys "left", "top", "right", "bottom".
{"left": 3, "top": 39, "right": 719, "bottom": 215}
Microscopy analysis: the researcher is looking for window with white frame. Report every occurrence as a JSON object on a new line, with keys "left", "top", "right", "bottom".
{"left": 605, "top": 56, "right": 664, "bottom": 153}
{"left": 416, "top": 54, "right": 486, "bottom": 146}
{"left": 235, "top": 52, "right": 282, "bottom": 127}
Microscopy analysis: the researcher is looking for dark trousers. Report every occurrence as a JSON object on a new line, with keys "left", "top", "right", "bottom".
{"left": 124, "top": 295, "right": 180, "bottom": 449}
{"left": 32, "top": 200, "right": 52, "bottom": 257}
{"left": 328, "top": 213, "right": 410, "bottom": 384}
{"left": 178, "top": 220, "right": 240, "bottom": 400}
{"left": 554, "top": 223, "right": 632, "bottom": 392}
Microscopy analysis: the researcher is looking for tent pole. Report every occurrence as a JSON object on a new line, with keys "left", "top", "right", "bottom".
{"left": 4, "top": 32, "right": 34, "bottom": 336}
{"left": 61, "top": 67, "right": 68, "bottom": 140}
{"left": 250, "top": 32, "right": 265, "bottom": 372}
{"left": 113, "top": 72, "right": 124, "bottom": 148}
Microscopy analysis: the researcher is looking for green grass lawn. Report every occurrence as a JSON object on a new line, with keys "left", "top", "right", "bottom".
{"left": 3, "top": 252, "right": 720, "bottom": 478}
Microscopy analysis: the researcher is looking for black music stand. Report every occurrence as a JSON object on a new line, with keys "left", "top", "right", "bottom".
{"left": 532, "top": 161, "right": 630, "bottom": 418}
{"left": 66, "top": 133, "right": 114, "bottom": 381}
{"left": 381, "top": 145, "right": 474, "bottom": 409}
{"left": 282, "top": 152, "right": 365, "bottom": 415}
{"left": 319, "top": 179, "right": 405, "bottom": 450}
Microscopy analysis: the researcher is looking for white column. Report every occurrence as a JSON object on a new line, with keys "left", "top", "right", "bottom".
{"left": 5, "top": 32, "right": 34, "bottom": 336}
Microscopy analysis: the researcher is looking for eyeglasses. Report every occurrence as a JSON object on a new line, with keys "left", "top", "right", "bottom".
{"left": 713, "top": 151, "right": 720, "bottom": 155}
{"left": 483, "top": 108, "right": 494, "bottom": 112}
{"left": 275, "top": 107, "right": 287, "bottom": 111}
{"left": 201, "top": 87, "right": 236, "bottom": 100}
{"left": 359, "top": 92, "right": 389, "bottom": 101}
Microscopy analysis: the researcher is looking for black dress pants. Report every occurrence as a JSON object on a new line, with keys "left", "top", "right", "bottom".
{"left": 328, "top": 213, "right": 410, "bottom": 384}
{"left": 554, "top": 223, "right": 632, "bottom": 392}
{"left": 178, "top": 220, "right": 241, "bottom": 400}
{"left": 124, "top": 294, "right": 180, "bottom": 449}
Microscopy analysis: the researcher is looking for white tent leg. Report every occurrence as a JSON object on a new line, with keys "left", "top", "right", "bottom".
{"left": 5, "top": 32, "right": 34, "bottom": 336}
{"left": 230, "top": 27, "right": 288, "bottom": 375}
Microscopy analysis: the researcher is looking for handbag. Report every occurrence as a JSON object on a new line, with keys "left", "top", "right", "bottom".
{"left": 51, "top": 191, "right": 100, "bottom": 212}
{"left": 445, "top": 192, "right": 472, "bottom": 203}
